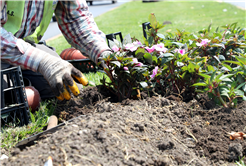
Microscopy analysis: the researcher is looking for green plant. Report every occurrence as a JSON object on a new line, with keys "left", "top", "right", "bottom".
{"left": 1, "top": 99, "right": 57, "bottom": 151}
{"left": 236, "top": 157, "right": 246, "bottom": 166}
{"left": 100, "top": 13, "right": 246, "bottom": 107}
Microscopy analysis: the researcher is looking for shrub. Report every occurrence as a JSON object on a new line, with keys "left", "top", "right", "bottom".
{"left": 100, "top": 13, "right": 246, "bottom": 108}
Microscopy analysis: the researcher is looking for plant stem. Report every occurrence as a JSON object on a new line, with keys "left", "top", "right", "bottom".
{"left": 214, "top": 88, "right": 228, "bottom": 108}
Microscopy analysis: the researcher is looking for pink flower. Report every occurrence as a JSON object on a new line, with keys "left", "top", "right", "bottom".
{"left": 153, "top": 43, "right": 168, "bottom": 52}
{"left": 135, "top": 62, "right": 143, "bottom": 67}
{"left": 196, "top": 39, "right": 211, "bottom": 47}
{"left": 175, "top": 49, "right": 185, "bottom": 55}
{"left": 112, "top": 45, "right": 119, "bottom": 52}
{"left": 132, "top": 58, "right": 143, "bottom": 67}
{"left": 145, "top": 46, "right": 155, "bottom": 53}
{"left": 123, "top": 67, "right": 128, "bottom": 71}
{"left": 125, "top": 41, "right": 142, "bottom": 52}
{"left": 150, "top": 66, "right": 159, "bottom": 79}
{"left": 132, "top": 58, "right": 138, "bottom": 63}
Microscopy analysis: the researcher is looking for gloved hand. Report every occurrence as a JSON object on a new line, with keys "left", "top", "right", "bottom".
{"left": 38, "top": 55, "right": 88, "bottom": 101}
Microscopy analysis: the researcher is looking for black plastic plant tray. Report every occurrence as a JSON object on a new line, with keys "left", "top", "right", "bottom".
{"left": 1, "top": 66, "right": 30, "bottom": 128}
{"left": 68, "top": 59, "right": 102, "bottom": 73}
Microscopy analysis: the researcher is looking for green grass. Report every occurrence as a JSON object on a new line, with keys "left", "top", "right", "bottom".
{"left": 95, "top": 0, "right": 245, "bottom": 42}
{"left": 1, "top": 100, "right": 56, "bottom": 152}
{"left": 2, "top": 0, "right": 245, "bottom": 153}
{"left": 47, "top": 0, "right": 245, "bottom": 53}
{"left": 85, "top": 71, "right": 111, "bottom": 86}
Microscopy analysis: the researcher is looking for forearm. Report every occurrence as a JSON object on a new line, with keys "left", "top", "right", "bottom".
{"left": 1, "top": 27, "right": 46, "bottom": 71}
{"left": 55, "top": 0, "right": 111, "bottom": 64}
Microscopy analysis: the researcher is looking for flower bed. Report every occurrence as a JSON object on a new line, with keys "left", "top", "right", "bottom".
{"left": 1, "top": 13, "right": 246, "bottom": 165}
{"left": 100, "top": 13, "right": 246, "bottom": 108}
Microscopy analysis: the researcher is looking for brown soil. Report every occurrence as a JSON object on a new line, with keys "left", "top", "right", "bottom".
{"left": 2, "top": 86, "right": 246, "bottom": 166}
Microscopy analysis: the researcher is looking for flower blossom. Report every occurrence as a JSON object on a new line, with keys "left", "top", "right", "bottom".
{"left": 112, "top": 45, "right": 119, "bottom": 52}
{"left": 132, "top": 58, "right": 143, "bottom": 67}
{"left": 150, "top": 66, "right": 159, "bottom": 79}
{"left": 196, "top": 39, "right": 211, "bottom": 47}
{"left": 125, "top": 41, "right": 142, "bottom": 52}
{"left": 153, "top": 43, "right": 168, "bottom": 53}
{"left": 123, "top": 67, "right": 128, "bottom": 71}
{"left": 175, "top": 49, "right": 185, "bottom": 55}
{"left": 145, "top": 46, "right": 155, "bottom": 53}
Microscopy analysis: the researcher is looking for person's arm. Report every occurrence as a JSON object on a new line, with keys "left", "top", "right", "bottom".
{"left": 1, "top": 1, "right": 88, "bottom": 101}
{"left": 1, "top": 0, "right": 44, "bottom": 71}
{"left": 55, "top": 0, "right": 112, "bottom": 64}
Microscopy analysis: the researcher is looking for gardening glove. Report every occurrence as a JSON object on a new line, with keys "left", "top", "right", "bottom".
{"left": 38, "top": 55, "right": 88, "bottom": 101}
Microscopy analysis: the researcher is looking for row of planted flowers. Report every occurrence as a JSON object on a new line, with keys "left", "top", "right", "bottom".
{"left": 99, "top": 13, "right": 246, "bottom": 108}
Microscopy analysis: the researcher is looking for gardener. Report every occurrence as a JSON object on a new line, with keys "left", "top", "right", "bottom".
{"left": 1, "top": 0, "right": 112, "bottom": 101}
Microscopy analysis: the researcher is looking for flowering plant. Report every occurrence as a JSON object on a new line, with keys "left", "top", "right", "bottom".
{"left": 99, "top": 13, "right": 246, "bottom": 107}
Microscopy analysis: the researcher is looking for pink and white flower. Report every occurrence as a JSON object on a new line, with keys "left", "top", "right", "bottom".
{"left": 112, "top": 45, "right": 119, "bottom": 52}
{"left": 132, "top": 58, "right": 143, "bottom": 67}
{"left": 123, "top": 67, "right": 128, "bottom": 71}
{"left": 150, "top": 66, "right": 159, "bottom": 79}
{"left": 145, "top": 46, "right": 155, "bottom": 53}
{"left": 196, "top": 39, "right": 211, "bottom": 47}
{"left": 174, "top": 49, "right": 185, "bottom": 55}
{"left": 153, "top": 43, "right": 168, "bottom": 52}
{"left": 125, "top": 41, "right": 142, "bottom": 52}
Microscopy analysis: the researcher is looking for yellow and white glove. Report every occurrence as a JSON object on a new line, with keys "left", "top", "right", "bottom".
{"left": 38, "top": 55, "right": 88, "bottom": 101}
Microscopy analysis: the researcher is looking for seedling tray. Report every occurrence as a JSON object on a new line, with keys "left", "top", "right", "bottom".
{"left": 1, "top": 66, "right": 30, "bottom": 128}
{"left": 68, "top": 59, "right": 103, "bottom": 73}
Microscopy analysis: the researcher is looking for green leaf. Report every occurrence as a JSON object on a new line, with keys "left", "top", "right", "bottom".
{"left": 199, "top": 73, "right": 211, "bottom": 79}
{"left": 242, "top": 84, "right": 246, "bottom": 93}
{"left": 235, "top": 82, "right": 246, "bottom": 91}
{"left": 140, "top": 82, "right": 148, "bottom": 88}
{"left": 221, "top": 91, "right": 230, "bottom": 99}
{"left": 30, "top": 112, "right": 35, "bottom": 123}
{"left": 207, "top": 65, "right": 215, "bottom": 72}
{"left": 219, "top": 74, "right": 233, "bottom": 81}
{"left": 161, "top": 57, "right": 173, "bottom": 65}
{"left": 161, "top": 53, "right": 174, "bottom": 58}
{"left": 157, "top": 33, "right": 165, "bottom": 39}
{"left": 221, "top": 63, "right": 232, "bottom": 71}
{"left": 210, "top": 43, "right": 225, "bottom": 49}
{"left": 135, "top": 48, "right": 145, "bottom": 59}
{"left": 148, "top": 13, "right": 158, "bottom": 29}
{"left": 213, "top": 56, "right": 220, "bottom": 63}
{"left": 187, "top": 62, "right": 196, "bottom": 73}
{"left": 208, "top": 22, "right": 212, "bottom": 32}
{"left": 123, "top": 34, "right": 132, "bottom": 45}
{"left": 235, "top": 56, "right": 246, "bottom": 65}
{"left": 219, "top": 55, "right": 225, "bottom": 61}
{"left": 172, "top": 42, "right": 184, "bottom": 47}
{"left": 234, "top": 90, "right": 244, "bottom": 97}
{"left": 110, "top": 61, "right": 121, "bottom": 68}
{"left": 215, "top": 26, "right": 219, "bottom": 33}
{"left": 223, "top": 60, "right": 241, "bottom": 65}
{"left": 148, "top": 36, "right": 154, "bottom": 45}
{"left": 152, "top": 56, "right": 157, "bottom": 63}
{"left": 192, "top": 82, "right": 207, "bottom": 87}
{"left": 210, "top": 70, "right": 217, "bottom": 82}
{"left": 177, "top": 62, "right": 184, "bottom": 67}
{"left": 144, "top": 53, "right": 153, "bottom": 64}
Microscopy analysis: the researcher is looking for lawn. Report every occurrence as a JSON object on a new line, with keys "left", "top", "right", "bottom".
{"left": 47, "top": 0, "right": 245, "bottom": 55}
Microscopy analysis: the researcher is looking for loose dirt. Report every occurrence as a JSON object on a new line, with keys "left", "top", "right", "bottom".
{"left": 2, "top": 86, "right": 246, "bottom": 166}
